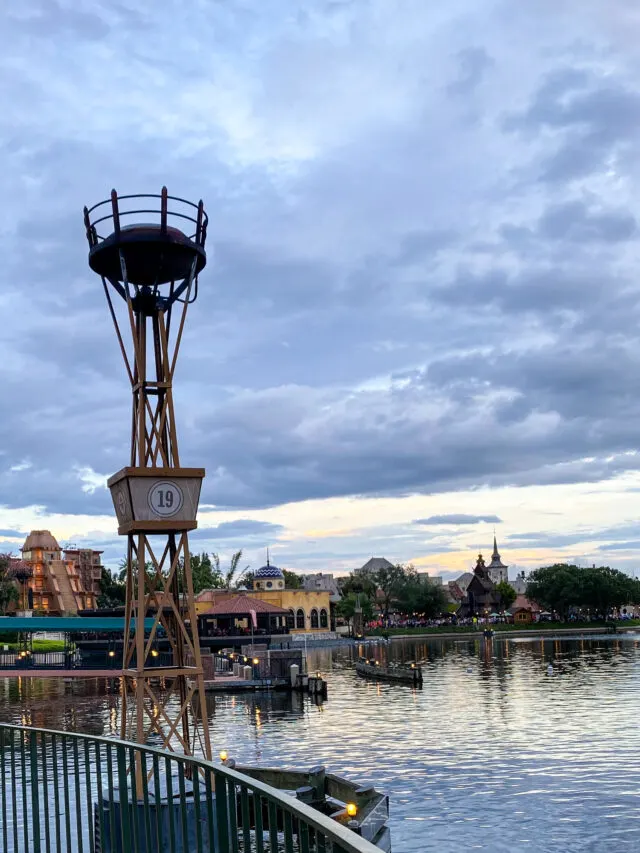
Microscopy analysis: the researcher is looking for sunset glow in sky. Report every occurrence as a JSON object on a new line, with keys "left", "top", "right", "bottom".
{"left": 2, "top": 2, "right": 640, "bottom": 582}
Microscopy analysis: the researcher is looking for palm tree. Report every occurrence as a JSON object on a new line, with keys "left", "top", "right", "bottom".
{"left": 212, "top": 550, "right": 250, "bottom": 590}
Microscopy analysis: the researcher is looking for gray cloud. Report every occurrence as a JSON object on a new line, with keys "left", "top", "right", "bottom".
{"left": 0, "top": 1, "right": 639, "bottom": 570}
{"left": 190, "top": 520, "right": 284, "bottom": 542}
{"left": 597, "top": 541, "right": 640, "bottom": 552}
{"left": 447, "top": 47, "right": 494, "bottom": 96}
{"left": 414, "top": 515, "right": 502, "bottom": 526}
{"left": 537, "top": 200, "right": 636, "bottom": 243}
{"left": 505, "top": 67, "right": 640, "bottom": 184}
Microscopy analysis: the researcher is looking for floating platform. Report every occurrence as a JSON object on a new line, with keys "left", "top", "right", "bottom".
{"left": 202, "top": 673, "right": 328, "bottom": 696}
{"left": 355, "top": 658, "right": 423, "bottom": 686}
{"left": 203, "top": 676, "right": 290, "bottom": 692}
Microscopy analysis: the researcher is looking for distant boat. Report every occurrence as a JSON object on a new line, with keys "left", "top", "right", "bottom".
{"left": 355, "top": 657, "right": 423, "bottom": 686}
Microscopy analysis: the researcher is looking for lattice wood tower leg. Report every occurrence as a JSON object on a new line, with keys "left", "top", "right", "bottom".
{"left": 83, "top": 188, "right": 212, "bottom": 762}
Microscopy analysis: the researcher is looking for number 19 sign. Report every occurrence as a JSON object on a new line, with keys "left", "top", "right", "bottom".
{"left": 107, "top": 466, "right": 204, "bottom": 533}
{"left": 148, "top": 481, "right": 184, "bottom": 517}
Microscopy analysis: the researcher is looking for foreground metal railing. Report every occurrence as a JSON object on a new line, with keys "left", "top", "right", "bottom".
{"left": 0, "top": 723, "right": 379, "bottom": 853}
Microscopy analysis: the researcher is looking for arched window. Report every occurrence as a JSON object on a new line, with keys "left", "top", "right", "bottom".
{"left": 320, "top": 608, "right": 328, "bottom": 629}
{"left": 310, "top": 608, "right": 319, "bottom": 629}
{"left": 296, "top": 609, "right": 305, "bottom": 629}
{"left": 287, "top": 609, "right": 295, "bottom": 629}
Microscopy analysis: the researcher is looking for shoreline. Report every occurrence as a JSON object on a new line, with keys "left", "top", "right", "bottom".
{"left": 368, "top": 625, "right": 640, "bottom": 642}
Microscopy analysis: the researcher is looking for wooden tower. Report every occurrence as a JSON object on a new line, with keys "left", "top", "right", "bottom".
{"left": 83, "top": 188, "right": 212, "bottom": 760}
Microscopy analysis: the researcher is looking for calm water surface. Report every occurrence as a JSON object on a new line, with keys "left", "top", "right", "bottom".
{"left": 1, "top": 635, "right": 640, "bottom": 853}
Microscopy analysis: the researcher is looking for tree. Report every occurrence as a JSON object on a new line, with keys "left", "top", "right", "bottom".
{"left": 117, "top": 557, "right": 154, "bottom": 582}
{"left": 212, "top": 550, "right": 250, "bottom": 590}
{"left": 336, "top": 593, "right": 374, "bottom": 627}
{"left": 97, "top": 567, "right": 126, "bottom": 608}
{"left": 393, "top": 571, "right": 449, "bottom": 618}
{"left": 526, "top": 564, "right": 582, "bottom": 620}
{"left": 527, "top": 563, "right": 640, "bottom": 621}
{"left": 0, "top": 553, "right": 18, "bottom": 615}
{"left": 242, "top": 570, "right": 255, "bottom": 589}
{"left": 494, "top": 581, "right": 517, "bottom": 610}
{"left": 282, "top": 570, "right": 303, "bottom": 589}
{"left": 374, "top": 563, "right": 407, "bottom": 619}
{"left": 340, "top": 573, "right": 377, "bottom": 600}
{"left": 189, "top": 552, "right": 225, "bottom": 594}
{"left": 580, "top": 565, "right": 640, "bottom": 618}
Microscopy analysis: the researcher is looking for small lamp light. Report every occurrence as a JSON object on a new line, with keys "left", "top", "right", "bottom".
{"left": 220, "top": 750, "right": 228, "bottom": 762}
{"left": 253, "top": 658, "right": 259, "bottom": 665}
{"left": 346, "top": 803, "right": 357, "bottom": 818}
{"left": 410, "top": 663, "right": 415, "bottom": 669}
{"left": 108, "top": 650, "right": 115, "bottom": 658}
{"left": 151, "top": 649, "right": 159, "bottom": 658}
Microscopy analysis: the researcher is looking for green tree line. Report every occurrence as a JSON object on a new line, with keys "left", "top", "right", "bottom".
{"left": 336, "top": 562, "right": 449, "bottom": 626}
{"left": 97, "top": 551, "right": 304, "bottom": 608}
{"left": 526, "top": 563, "right": 640, "bottom": 620}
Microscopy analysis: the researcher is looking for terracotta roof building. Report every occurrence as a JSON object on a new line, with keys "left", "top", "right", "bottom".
{"left": 203, "top": 596, "right": 289, "bottom": 617}
{"left": 198, "top": 594, "right": 289, "bottom": 638}
{"left": 508, "top": 595, "right": 541, "bottom": 624}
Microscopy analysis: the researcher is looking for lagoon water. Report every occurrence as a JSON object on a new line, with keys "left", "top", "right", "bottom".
{"left": 1, "top": 635, "right": 640, "bottom": 852}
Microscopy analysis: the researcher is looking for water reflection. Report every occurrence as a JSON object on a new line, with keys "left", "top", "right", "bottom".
{"left": 1, "top": 636, "right": 640, "bottom": 852}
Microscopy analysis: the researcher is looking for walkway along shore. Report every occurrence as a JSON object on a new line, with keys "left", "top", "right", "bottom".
{"left": 378, "top": 625, "right": 640, "bottom": 642}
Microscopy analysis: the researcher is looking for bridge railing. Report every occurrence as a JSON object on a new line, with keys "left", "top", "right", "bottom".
{"left": 0, "top": 723, "right": 379, "bottom": 853}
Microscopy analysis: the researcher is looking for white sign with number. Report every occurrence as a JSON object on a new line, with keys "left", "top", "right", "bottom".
{"left": 147, "top": 481, "right": 184, "bottom": 517}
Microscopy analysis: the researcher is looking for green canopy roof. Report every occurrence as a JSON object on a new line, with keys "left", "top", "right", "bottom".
{"left": 0, "top": 617, "right": 155, "bottom": 633}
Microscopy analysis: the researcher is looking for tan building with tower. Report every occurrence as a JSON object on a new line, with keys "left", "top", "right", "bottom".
{"left": 18, "top": 530, "right": 101, "bottom": 614}
{"left": 196, "top": 559, "right": 333, "bottom": 633}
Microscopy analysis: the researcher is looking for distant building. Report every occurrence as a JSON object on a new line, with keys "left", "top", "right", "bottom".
{"left": 19, "top": 530, "right": 99, "bottom": 614}
{"left": 456, "top": 554, "right": 501, "bottom": 618}
{"left": 356, "top": 557, "right": 394, "bottom": 576}
{"left": 453, "top": 572, "right": 474, "bottom": 593}
{"left": 196, "top": 557, "right": 333, "bottom": 633}
{"left": 446, "top": 581, "right": 466, "bottom": 606}
{"left": 486, "top": 535, "right": 509, "bottom": 584}
{"left": 507, "top": 595, "right": 541, "bottom": 624}
{"left": 302, "top": 573, "right": 342, "bottom": 602}
{"left": 511, "top": 571, "right": 528, "bottom": 595}
{"left": 62, "top": 546, "right": 103, "bottom": 599}
{"left": 252, "top": 558, "right": 285, "bottom": 591}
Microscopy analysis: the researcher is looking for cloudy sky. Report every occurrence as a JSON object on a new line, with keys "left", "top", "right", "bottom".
{"left": 2, "top": 0, "right": 640, "bottom": 581}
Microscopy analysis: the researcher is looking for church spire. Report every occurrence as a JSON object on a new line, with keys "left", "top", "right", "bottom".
{"left": 487, "top": 531, "right": 508, "bottom": 578}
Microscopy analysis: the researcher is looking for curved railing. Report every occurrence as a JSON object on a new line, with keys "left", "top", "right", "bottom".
{"left": 83, "top": 189, "right": 208, "bottom": 248}
{"left": 0, "top": 723, "right": 380, "bottom": 853}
